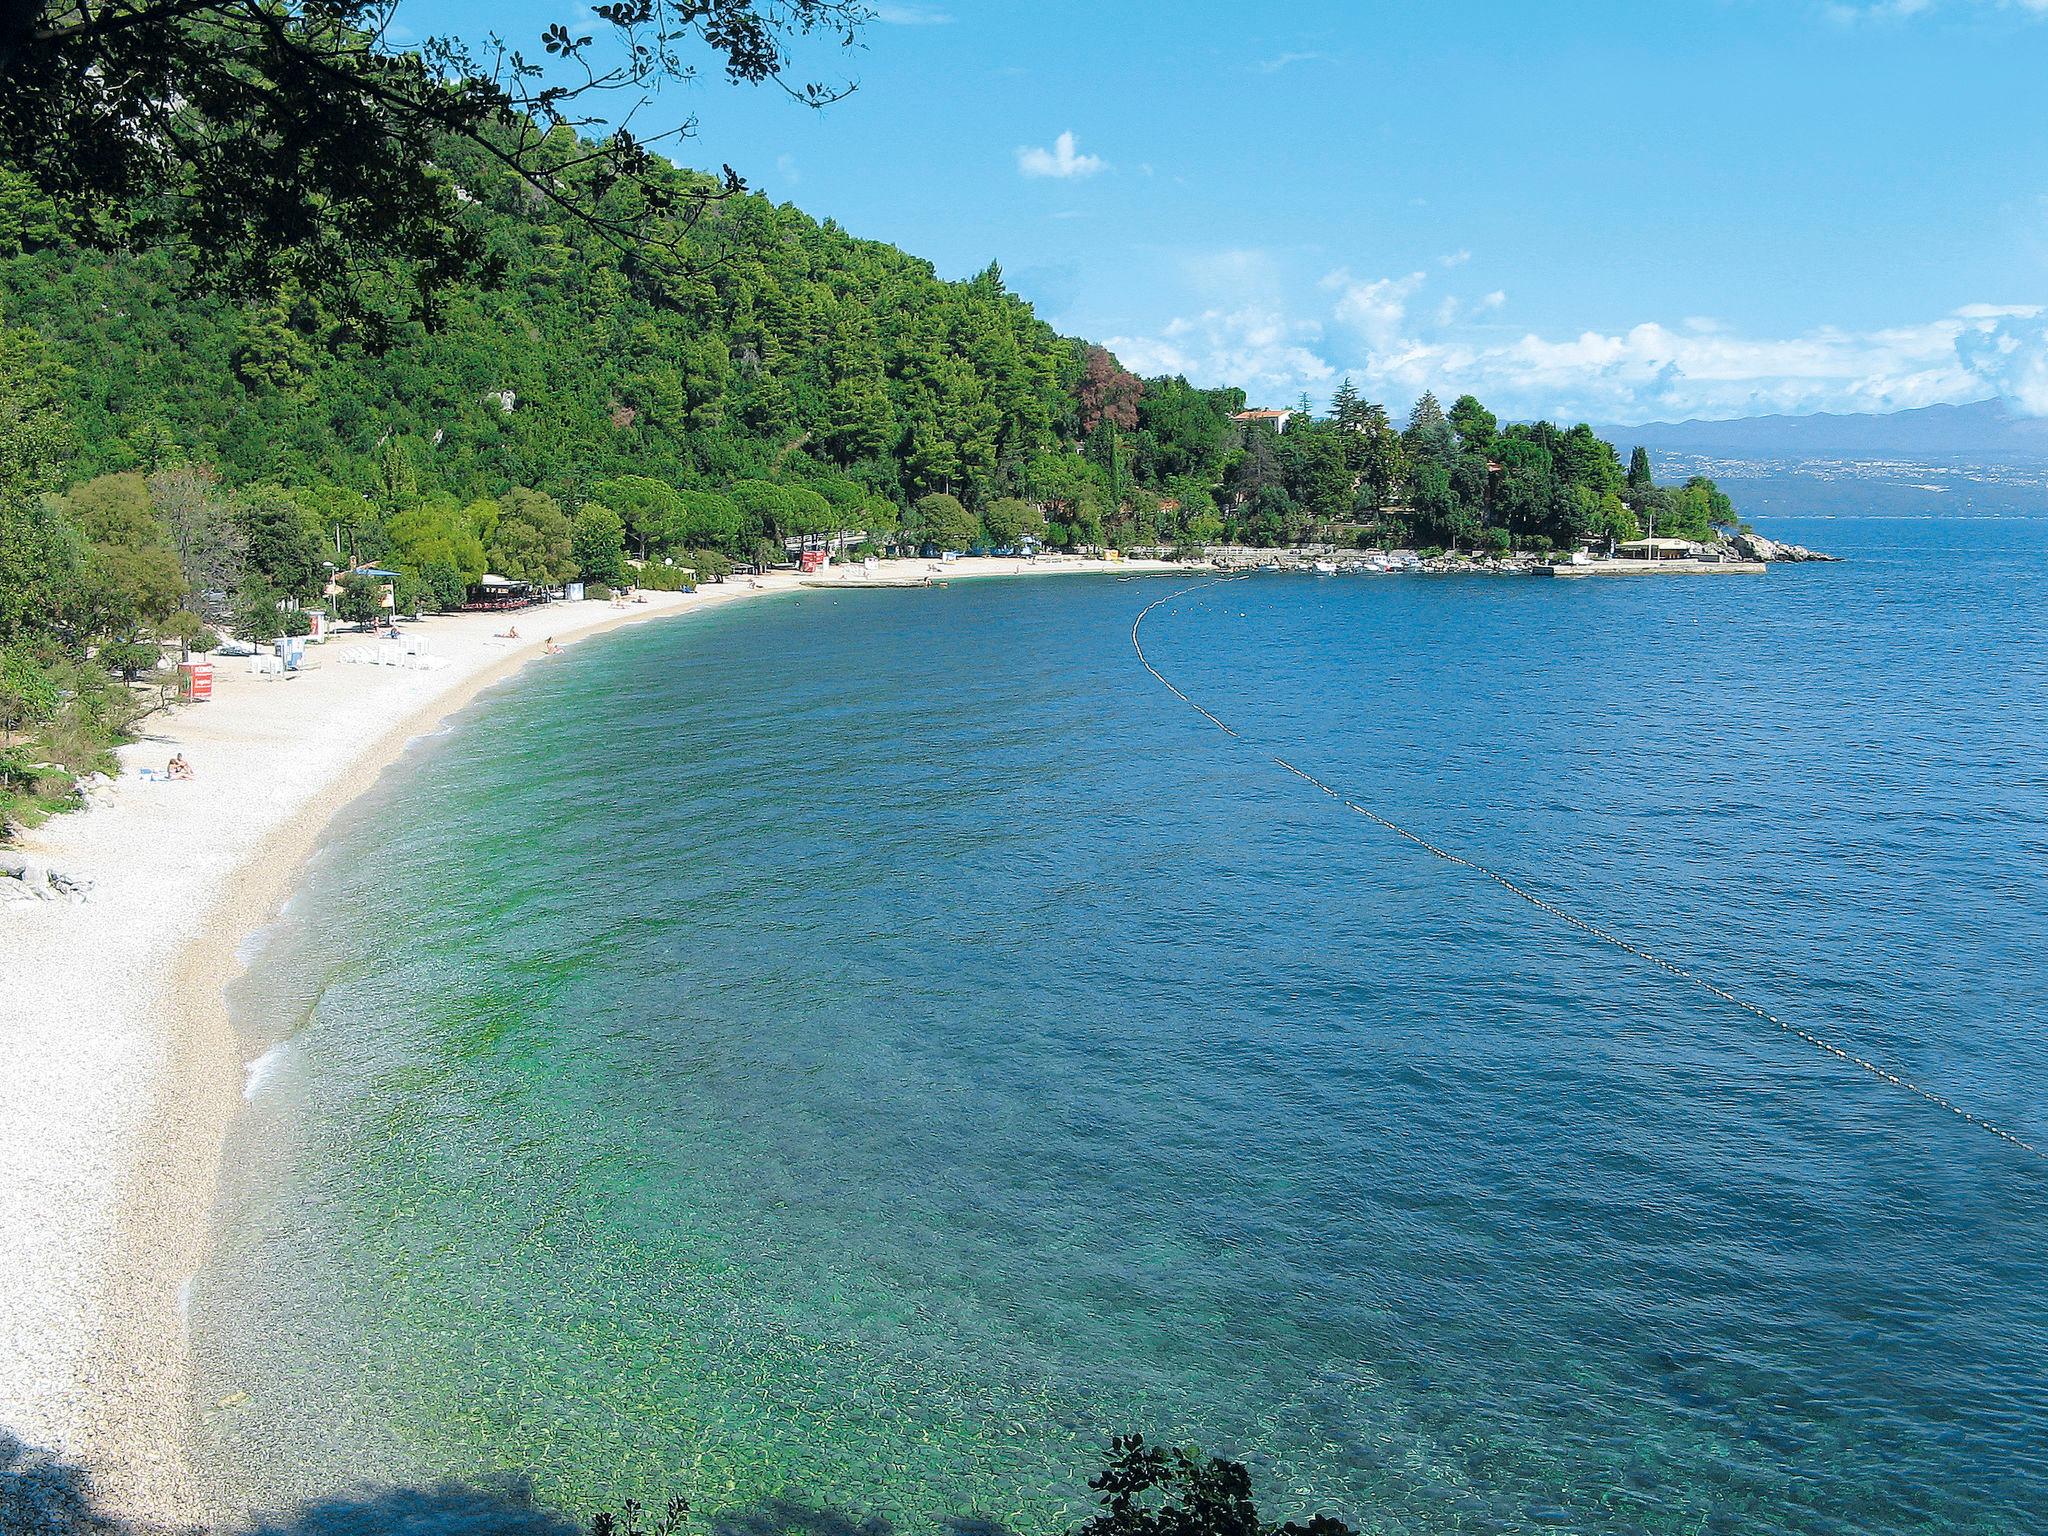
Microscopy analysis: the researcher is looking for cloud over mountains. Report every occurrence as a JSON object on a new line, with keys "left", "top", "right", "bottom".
{"left": 1105, "top": 255, "right": 2048, "bottom": 422}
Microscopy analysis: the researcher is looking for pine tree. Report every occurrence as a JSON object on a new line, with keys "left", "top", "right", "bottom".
{"left": 1329, "top": 376, "right": 1361, "bottom": 428}
{"left": 1627, "top": 446, "right": 1655, "bottom": 504}
{"left": 1406, "top": 390, "right": 1446, "bottom": 436}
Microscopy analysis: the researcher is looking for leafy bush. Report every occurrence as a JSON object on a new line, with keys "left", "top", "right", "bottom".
{"left": 586, "top": 583, "right": 612, "bottom": 602}
{"left": 0, "top": 646, "right": 60, "bottom": 744}
{"left": 630, "top": 563, "right": 695, "bottom": 592}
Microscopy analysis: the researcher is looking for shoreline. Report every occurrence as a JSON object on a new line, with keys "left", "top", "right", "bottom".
{"left": 0, "top": 554, "right": 1169, "bottom": 1528}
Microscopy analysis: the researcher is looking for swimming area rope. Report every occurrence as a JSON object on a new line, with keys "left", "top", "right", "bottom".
{"left": 1131, "top": 575, "right": 2042, "bottom": 1162}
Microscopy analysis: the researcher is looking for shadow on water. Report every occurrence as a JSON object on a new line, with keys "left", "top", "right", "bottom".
{"left": 1, "top": 1430, "right": 973, "bottom": 1536}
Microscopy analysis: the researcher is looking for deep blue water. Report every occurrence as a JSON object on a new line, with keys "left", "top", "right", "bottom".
{"left": 198, "top": 517, "right": 2048, "bottom": 1536}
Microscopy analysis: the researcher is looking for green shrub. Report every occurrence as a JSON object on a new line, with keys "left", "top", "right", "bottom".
{"left": 0, "top": 647, "right": 61, "bottom": 745}
{"left": 586, "top": 582, "right": 612, "bottom": 602}
{"left": 630, "top": 563, "right": 696, "bottom": 592}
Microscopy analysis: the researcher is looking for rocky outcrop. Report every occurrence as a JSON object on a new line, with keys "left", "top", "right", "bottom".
{"left": 1729, "top": 531, "right": 1840, "bottom": 563}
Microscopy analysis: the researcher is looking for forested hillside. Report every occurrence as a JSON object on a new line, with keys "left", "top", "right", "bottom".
{"left": 0, "top": 118, "right": 1727, "bottom": 565}
{"left": 0, "top": 117, "right": 1735, "bottom": 826}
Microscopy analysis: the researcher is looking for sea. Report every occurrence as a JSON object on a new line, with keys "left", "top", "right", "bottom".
{"left": 193, "top": 513, "right": 2048, "bottom": 1536}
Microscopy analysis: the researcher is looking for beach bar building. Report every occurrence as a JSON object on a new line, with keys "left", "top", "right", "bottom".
{"left": 464, "top": 574, "right": 534, "bottom": 610}
{"left": 1615, "top": 537, "right": 1700, "bottom": 562}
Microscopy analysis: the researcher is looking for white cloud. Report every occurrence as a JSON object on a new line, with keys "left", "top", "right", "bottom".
{"left": 1439, "top": 249, "right": 1472, "bottom": 268}
{"left": 1336, "top": 303, "right": 2048, "bottom": 422}
{"left": 1322, "top": 269, "right": 1427, "bottom": 348}
{"left": 774, "top": 153, "right": 800, "bottom": 185}
{"left": 1017, "top": 131, "right": 1107, "bottom": 180}
{"left": 1255, "top": 50, "right": 1334, "bottom": 73}
{"left": 1109, "top": 250, "right": 2048, "bottom": 421}
{"left": 1826, "top": 0, "right": 2048, "bottom": 19}
{"left": 873, "top": 4, "right": 953, "bottom": 23}
{"left": 1105, "top": 306, "right": 1332, "bottom": 396}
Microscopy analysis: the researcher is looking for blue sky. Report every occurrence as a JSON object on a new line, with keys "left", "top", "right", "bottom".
{"left": 438, "top": 0, "right": 2048, "bottom": 422}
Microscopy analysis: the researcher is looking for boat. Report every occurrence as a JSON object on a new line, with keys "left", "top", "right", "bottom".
{"left": 1311, "top": 560, "right": 1337, "bottom": 575}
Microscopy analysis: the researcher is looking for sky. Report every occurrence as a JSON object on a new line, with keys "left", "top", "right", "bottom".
{"left": 434, "top": 0, "right": 2048, "bottom": 423}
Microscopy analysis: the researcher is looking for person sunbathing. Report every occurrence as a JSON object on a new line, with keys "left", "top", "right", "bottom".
{"left": 495, "top": 625, "right": 520, "bottom": 640}
{"left": 166, "top": 754, "right": 194, "bottom": 781}
{"left": 543, "top": 637, "right": 562, "bottom": 654}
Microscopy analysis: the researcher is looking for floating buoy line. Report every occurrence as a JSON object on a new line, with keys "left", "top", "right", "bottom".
{"left": 1131, "top": 575, "right": 2042, "bottom": 1162}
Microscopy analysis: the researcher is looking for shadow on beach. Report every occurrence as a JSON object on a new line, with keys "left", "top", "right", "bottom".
{"left": 2, "top": 1430, "right": 1009, "bottom": 1536}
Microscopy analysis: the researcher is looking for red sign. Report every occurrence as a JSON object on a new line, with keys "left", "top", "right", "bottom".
{"left": 799, "top": 550, "right": 828, "bottom": 573}
{"left": 179, "top": 662, "right": 214, "bottom": 701}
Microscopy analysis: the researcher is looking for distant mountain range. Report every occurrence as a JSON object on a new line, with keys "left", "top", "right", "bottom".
{"left": 1599, "top": 398, "right": 2048, "bottom": 460}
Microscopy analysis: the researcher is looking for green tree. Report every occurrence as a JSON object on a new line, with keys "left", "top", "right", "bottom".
{"left": 983, "top": 496, "right": 1042, "bottom": 547}
{"left": 911, "top": 492, "right": 980, "bottom": 551}
{"left": 387, "top": 497, "right": 488, "bottom": 585}
{"left": 236, "top": 488, "right": 327, "bottom": 601}
{"left": 0, "top": 499, "right": 88, "bottom": 646}
{"left": 1626, "top": 446, "right": 1655, "bottom": 507}
{"left": 233, "top": 587, "right": 289, "bottom": 645}
{"left": 0, "top": 328, "right": 72, "bottom": 496}
{"left": 592, "top": 476, "right": 683, "bottom": 559}
{"left": 490, "top": 489, "right": 575, "bottom": 584}
{"left": 664, "top": 490, "right": 745, "bottom": 554}
{"left": 333, "top": 572, "right": 386, "bottom": 628}
{"left": 727, "top": 480, "right": 795, "bottom": 543}
{"left": 1448, "top": 394, "right": 1497, "bottom": 458}
{"left": 148, "top": 465, "right": 244, "bottom": 607}
{"left": 571, "top": 502, "right": 629, "bottom": 586}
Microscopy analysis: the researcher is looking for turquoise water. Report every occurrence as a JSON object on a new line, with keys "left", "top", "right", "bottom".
{"left": 197, "top": 519, "right": 2048, "bottom": 1535}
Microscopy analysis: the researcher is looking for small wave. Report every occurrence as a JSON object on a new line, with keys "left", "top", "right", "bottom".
{"left": 404, "top": 723, "right": 458, "bottom": 751}
{"left": 243, "top": 1040, "right": 293, "bottom": 1100}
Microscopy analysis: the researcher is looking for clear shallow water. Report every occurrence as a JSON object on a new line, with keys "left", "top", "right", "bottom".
{"left": 197, "top": 519, "right": 2048, "bottom": 1536}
